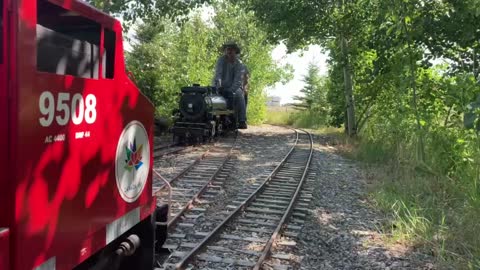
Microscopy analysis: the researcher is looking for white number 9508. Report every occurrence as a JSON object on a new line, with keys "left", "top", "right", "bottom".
{"left": 39, "top": 91, "right": 97, "bottom": 127}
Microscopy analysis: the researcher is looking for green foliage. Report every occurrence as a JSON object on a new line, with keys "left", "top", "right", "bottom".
{"left": 264, "top": 107, "right": 327, "bottom": 129}
{"left": 289, "top": 111, "right": 327, "bottom": 129}
{"left": 87, "top": 0, "right": 213, "bottom": 29}
{"left": 94, "top": 0, "right": 480, "bottom": 265}
{"left": 126, "top": 17, "right": 213, "bottom": 117}
{"left": 264, "top": 107, "right": 295, "bottom": 126}
{"left": 293, "top": 63, "right": 329, "bottom": 112}
{"left": 243, "top": 0, "right": 373, "bottom": 135}
{"left": 290, "top": 63, "right": 331, "bottom": 128}
{"left": 246, "top": 0, "right": 480, "bottom": 266}
{"left": 126, "top": 2, "right": 291, "bottom": 123}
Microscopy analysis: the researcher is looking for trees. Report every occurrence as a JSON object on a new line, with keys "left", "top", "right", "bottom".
{"left": 242, "top": 0, "right": 371, "bottom": 136}
{"left": 292, "top": 63, "right": 330, "bottom": 127}
{"left": 243, "top": 1, "right": 480, "bottom": 264}
{"left": 126, "top": 2, "right": 292, "bottom": 123}
{"left": 93, "top": 0, "right": 480, "bottom": 264}
{"left": 126, "top": 16, "right": 215, "bottom": 117}
{"left": 86, "top": 0, "right": 214, "bottom": 28}
{"left": 293, "top": 63, "right": 328, "bottom": 114}
{"left": 343, "top": 2, "right": 480, "bottom": 266}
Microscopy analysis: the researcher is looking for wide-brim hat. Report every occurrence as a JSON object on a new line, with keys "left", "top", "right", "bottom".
{"left": 222, "top": 41, "right": 241, "bottom": 54}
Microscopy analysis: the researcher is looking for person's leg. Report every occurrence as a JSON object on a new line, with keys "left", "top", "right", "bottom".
{"left": 234, "top": 89, "right": 247, "bottom": 128}
{"left": 222, "top": 90, "right": 234, "bottom": 109}
{"left": 244, "top": 94, "right": 248, "bottom": 122}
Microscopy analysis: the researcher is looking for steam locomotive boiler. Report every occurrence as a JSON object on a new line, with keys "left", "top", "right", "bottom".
{"left": 171, "top": 84, "right": 239, "bottom": 143}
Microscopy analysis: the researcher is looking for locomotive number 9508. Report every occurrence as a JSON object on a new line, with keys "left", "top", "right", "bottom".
{"left": 39, "top": 91, "right": 97, "bottom": 127}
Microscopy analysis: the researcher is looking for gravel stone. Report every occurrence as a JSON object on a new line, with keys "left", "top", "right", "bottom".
{"left": 157, "top": 126, "right": 440, "bottom": 269}
{"left": 157, "top": 125, "right": 295, "bottom": 268}
{"left": 294, "top": 134, "right": 440, "bottom": 270}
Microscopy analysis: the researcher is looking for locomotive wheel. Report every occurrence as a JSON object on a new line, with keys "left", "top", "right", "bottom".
{"left": 73, "top": 215, "right": 156, "bottom": 270}
{"left": 175, "top": 135, "right": 186, "bottom": 145}
{"left": 117, "top": 216, "right": 155, "bottom": 270}
{"left": 217, "top": 123, "right": 224, "bottom": 136}
{"left": 202, "top": 135, "right": 211, "bottom": 143}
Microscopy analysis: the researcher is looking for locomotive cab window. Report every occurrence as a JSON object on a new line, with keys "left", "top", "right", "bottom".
{"left": 36, "top": 0, "right": 101, "bottom": 79}
{"left": 103, "top": 28, "right": 116, "bottom": 79}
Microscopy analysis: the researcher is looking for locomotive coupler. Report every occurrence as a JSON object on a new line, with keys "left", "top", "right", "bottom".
{"left": 115, "top": 234, "right": 140, "bottom": 257}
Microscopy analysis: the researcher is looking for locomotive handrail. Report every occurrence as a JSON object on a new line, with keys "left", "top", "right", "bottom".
{"left": 126, "top": 70, "right": 137, "bottom": 84}
{"left": 153, "top": 169, "right": 172, "bottom": 226}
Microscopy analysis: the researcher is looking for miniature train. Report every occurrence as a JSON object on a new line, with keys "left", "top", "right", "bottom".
{"left": 171, "top": 84, "right": 239, "bottom": 143}
{"left": 0, "top": 0, "right": 168, "bottom": 269}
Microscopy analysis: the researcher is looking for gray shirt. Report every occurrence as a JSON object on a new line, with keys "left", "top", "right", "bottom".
{"left": 212, "top": 55, "right": 244, "bottom": 93}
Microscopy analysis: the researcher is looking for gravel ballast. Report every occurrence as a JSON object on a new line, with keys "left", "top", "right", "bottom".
{"left": 294, "top": 134, "right": 438, "bottom": 270}
{"left": 155, "top": 125, "right": 439, "bottom": 269}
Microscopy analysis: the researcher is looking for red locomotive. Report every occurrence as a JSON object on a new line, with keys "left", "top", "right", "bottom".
{"left": 0, "top": 0, "right": 167, "bottom": 269}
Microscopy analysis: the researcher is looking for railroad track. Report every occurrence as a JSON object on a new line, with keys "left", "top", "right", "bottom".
{"left": 154, "top": 136, "right": 238, "bottom": 228}
{"left": 153, "top": 143, "right": 190, "bottom": 158}
{"left": 152, "top": 147, "right": 209, "bottom": 195}
{"left": 152, "top": 136, "right": 223, "bottom": 194}
{"left": 152, "top": 132, "right": 234, "bottom": 160}
{"left": 156, "top": 129, "right": 313, "bottom": 270}
{"left": 261, "top": 170, "right": 316, "bottom": 270}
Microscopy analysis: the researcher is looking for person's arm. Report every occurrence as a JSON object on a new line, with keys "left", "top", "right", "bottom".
{"left": 243, "top": 69, "right": 250, "bottom": 94}
{"left": 227, "top": 61, "right": 244, "bottom": 93}
{"left": 212, "top": 56, "right": 224, "bottom": 87}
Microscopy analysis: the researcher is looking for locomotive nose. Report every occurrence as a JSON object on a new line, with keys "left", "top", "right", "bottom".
{"left": 179, "top": 93, "right": 207, "bottom": 121}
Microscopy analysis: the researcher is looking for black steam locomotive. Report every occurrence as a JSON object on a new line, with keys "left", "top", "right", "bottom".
{"left": 171, "top": 84, "right": 239, "bottom": 143}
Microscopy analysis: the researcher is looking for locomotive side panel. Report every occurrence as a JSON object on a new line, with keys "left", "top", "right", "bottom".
{"left": 0, "top": 0, "right": 9, "bottom": 229}
{"left": 0, "top": 229, "right": 9, "bottom": 269}
{"left": 12, "top": 0, "right": 155, "bottom": 269}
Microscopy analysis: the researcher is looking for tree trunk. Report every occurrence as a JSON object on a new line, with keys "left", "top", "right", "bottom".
{"left": 340, "top": 35, "right": 357, "bottom": 136}
{"left": 402, "top": 2, "right": 425, "bottom": 161}
{"left": 474, "top": 48, "right": 479, "bottom": 83}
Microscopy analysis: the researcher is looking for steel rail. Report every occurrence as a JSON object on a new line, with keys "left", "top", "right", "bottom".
{"left": 154, "top": 131, "right": 228, "bottom": 158}
{"left": 154, "top": 143, "right": 179, "bottom": 151}
{"left": 154, "top": 148, "right": 211, "bottom": 196}
{"left": 166, "top": 136, "right": 238, "bottom": 228}
{"left": 174, "top": 130, "right": 301, "bottom": 269}
{"left": 155, "top": 133, "right": 238, "bottom": 192}
{"left": 153, "top": 169, "right": 173, "bottom": 226}
{"left": 154, "top": 145, "right": 190, "bottom": 159}
{"left": 253, "top": 130, "right": 314, "bottom": 270}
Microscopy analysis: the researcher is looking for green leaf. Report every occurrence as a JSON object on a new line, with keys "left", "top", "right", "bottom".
{"left": 404, "top": 16, "right": 411, "bottom": 24}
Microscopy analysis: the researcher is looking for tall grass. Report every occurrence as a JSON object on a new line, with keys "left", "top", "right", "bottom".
{"left": 355, "top": 130, "right": 480, "bottom": 269}
{"left": 264, "top": 108, "right": 294, "bottom": 126}
{"left": 264, "top": 107, "right": 327, "bottom": 128}
{"left": 264, "top": 107, "right": 480, "bottom": 268}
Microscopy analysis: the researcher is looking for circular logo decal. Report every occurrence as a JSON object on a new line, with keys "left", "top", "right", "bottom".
{"left": 115, "top": 121, "right": 150, "bottom": 203}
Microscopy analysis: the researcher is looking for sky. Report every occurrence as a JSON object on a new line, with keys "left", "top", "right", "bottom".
{"left": 268, "top": 44, "right": 330, "bottom": 105}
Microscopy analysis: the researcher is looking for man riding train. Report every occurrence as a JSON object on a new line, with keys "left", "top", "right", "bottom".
{"left": 212, "top": 41, "right": 248, "bottom": 129}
